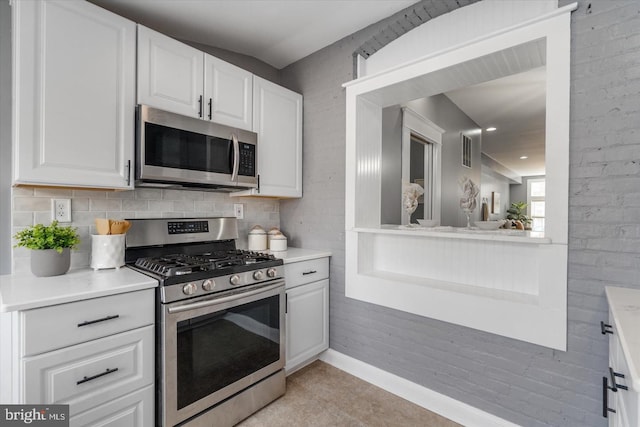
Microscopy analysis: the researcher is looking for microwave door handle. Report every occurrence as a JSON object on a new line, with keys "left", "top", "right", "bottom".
{"left": 231, "top": 133, "right": 240, "bottom": 182}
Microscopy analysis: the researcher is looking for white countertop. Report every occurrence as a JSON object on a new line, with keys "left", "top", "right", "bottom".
{"left": 0, "top": 267, "right": 158, "bottom": 312}
{"left": 606, "top": 286, "right": 640, "bottom": 392}
{"left": 270, "top": 247, "right": 332, "bottom": 263}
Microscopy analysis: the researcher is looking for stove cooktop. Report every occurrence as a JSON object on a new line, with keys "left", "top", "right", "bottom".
{"left": 130, "top": 249, "right": 283, "bottom": 285}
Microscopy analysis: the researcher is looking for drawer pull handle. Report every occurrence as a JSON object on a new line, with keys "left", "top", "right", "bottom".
{"left": 601, "top": 321, "right": 613, "bottom": 335}
{"left": 77, "top": 368, "right": 119, "bottom": 385}
{"left": 77, "top": 314, "right": 120, "bottom": 327}
{"left": 302, "top": 270, "right": 317, "bottom": 275}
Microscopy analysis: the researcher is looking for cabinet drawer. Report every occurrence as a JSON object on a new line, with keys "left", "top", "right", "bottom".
{"left": 22, "top": 289, "right": 154, "bottom": 356}
{"left": 70, "top": 385, "right": 154, "bottom": 427}
{"left": 284, "top": 258, "right": 329, "bottom": 289}
{"left": 23, "top": 325, "right": 154, "bottom": 417}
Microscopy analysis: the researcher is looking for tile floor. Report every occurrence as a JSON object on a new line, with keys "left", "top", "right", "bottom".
{"left": 237, "top": 361, "right": 461, "bottom": 427}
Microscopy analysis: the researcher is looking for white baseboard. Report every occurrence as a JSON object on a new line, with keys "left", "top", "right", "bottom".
{"left": 319, "top": 349, "right": 519, "bottom": 427}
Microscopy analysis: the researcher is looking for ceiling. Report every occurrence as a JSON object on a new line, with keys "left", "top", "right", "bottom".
{"left": 90, "top": 0, "right": 419, "bottom": 69}
{"left": 445, "top": 67, "right": 546, "bottom": 177}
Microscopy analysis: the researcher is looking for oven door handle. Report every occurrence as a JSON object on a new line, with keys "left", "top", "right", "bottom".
{"left": 167, "top": 281, "right": 284, "bottom": 314}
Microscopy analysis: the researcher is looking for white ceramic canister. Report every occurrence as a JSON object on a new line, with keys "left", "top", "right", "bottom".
{"left": 247, "top": 225, "right": 267, "bottom": 251}
{"left": 90, "top": 234, "right": 125, "bottom": 270}
{"left": 267, "top": 227, "right": 280, "bottom": 249}
{"left": 269, "top": 232, "right": 287, "bottom": 252}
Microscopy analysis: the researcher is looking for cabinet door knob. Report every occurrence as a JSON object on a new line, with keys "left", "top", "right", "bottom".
{"left": 198, "top": 95, "right": 203, "bottom": 118}
{"left": 601, "top": 321, "right": 613, "bottom": 335}
{"left": 208, "top": 98, "right": 213, "bottom": 120}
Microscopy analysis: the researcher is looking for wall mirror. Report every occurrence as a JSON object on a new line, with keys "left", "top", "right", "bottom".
{"left": 380, "top": 39, "right": 547, "bottom": 229}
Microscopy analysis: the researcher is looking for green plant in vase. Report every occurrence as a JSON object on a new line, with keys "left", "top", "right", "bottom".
{"left": 506, "top": 201, "right": 532, "bottom": 230}
{"left": 13, "top": 221, "right": 80, "bottom": 277}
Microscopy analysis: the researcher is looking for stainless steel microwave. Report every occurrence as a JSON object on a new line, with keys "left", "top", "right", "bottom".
{"left": 135, "top": 105, "right": 258, "bottom": 191}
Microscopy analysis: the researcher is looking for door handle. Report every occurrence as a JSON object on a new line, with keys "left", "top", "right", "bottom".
{"left": 208, "top": 98, "right": 213, "bottom": 120}
{"left": 603, "top": 376, "right": 616, "bottom": 417}
{"left": 231, "top": 133, "right": 239, "bottom": 182}
{"left": 198, "top": 95, "right": 203, "bottom": 118}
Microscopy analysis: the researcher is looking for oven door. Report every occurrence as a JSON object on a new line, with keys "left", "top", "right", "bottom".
{"left": 160, "top": 280, "right": 285, "bottom": 427}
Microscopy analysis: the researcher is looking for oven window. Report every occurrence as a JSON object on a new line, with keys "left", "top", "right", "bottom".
{"left": 145, "top": 122, "right": 232, "bottom": 174}
{"left": 176, "top": 295, "right": 281, "bottom": 410}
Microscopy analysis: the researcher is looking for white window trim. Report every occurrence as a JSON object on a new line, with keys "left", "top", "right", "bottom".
{"left": 401, "top": 107, "right": 444, "bottom": 225}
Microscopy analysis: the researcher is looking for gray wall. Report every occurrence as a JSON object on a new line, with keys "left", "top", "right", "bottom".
{"left": 405, "top": 95, "right": 482, "bottom": 227}
{"left": 380, "top": 96, "right": 482, "bottom": 227}
{"left": 0, "top": 0, "right": 11, "bottom": 275}
{"left": 481, "top": 166, "right": 511, "bottom": 220}
{"left": 380, "top": 107, "right": 402, "bottom": 224}
{"left": 280, "top": 1, "right": 640, "bottom": 426}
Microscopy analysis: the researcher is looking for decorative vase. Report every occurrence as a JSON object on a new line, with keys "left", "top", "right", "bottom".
{"left": 30, "top": 248, "right": 71, "bottom": 277}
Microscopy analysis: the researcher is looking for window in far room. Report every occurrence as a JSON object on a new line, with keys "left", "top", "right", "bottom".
{"left": 528, "top": 178, "right": 545, "bottom": 232}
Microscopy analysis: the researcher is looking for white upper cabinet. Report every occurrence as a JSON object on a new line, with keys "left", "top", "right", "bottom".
{"left": 234, "top": 76, "right": 302, "bottom": 198}
{"left": 137, "top": 25, "right": 204, "bottom": 119}
{"left": 204, "top": 55, "right": 253, "bottom": 130}
{"left": 138, "top": 25, "right": 253, "bottom": 131}
{"left": 13, "top": 0, "right": 136, "bottom": 189}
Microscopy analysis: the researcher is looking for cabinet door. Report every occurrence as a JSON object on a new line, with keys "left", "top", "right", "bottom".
{"left": 252, "top": 76, "right": 302, "bottom": 198}
{"left": 69, "top": 385, "right": 154, "bottom": 427}
{"left": 286, "top": 279, "right": 329, "bottom": 371}
{"left": 23, "top": 326, "right": 153, "bottom": 417}
{"left": 203, "top": 55, "right": 253, "bottom": 130}
{"left": 137, "top": 25, "right": 204, "bottom": 118}
{"left": 13, "top": 0, "right": 135, "bottom": 189}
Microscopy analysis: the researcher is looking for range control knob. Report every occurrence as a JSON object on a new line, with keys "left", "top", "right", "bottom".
{"left": 253, "top": 270, "right": 264, "bottom": 281}
{"left": 202, "top": 279, "right": 215, "bottom": 291}
{"left": 230, "top": 275, "right": 240, "bottom": 286}
{"left": 182, "top": 283, "right": 197, "bottom": 295}
{"left": 266, "top": 268, "right": 277, "bottom": 278}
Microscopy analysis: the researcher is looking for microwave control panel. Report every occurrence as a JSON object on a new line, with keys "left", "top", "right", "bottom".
{"left": 238, "top": 143, "right": 256, "bottom": 177}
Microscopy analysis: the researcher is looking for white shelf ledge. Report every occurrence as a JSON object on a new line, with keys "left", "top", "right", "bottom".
{"left": 354, "top": 225, "right": 551, "bottom": 244}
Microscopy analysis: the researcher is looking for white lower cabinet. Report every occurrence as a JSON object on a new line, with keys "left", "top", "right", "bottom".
{"left": 3, "top": 289, "right": 155, "bottom": 426}
{"left": 604, "top": 287, "right": 640, "bottom": 427}
{"left": 285, "top": 256, "right": 329, "bottom": 372}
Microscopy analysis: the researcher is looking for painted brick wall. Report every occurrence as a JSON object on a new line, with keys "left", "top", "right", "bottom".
{"left": 280, "top": 1, "right": 640, "bottom": 425}
{"left": 11, "top": 188, "right": 279, "bottom": 274}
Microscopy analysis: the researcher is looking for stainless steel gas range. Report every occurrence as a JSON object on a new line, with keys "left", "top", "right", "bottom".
{"left": 125, "top": 217, "right": 285, "bottom": 427}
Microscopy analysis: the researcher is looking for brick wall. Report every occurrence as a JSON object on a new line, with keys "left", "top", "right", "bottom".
{"left": 280, "top": 1, "right": 640, "bottom": 425}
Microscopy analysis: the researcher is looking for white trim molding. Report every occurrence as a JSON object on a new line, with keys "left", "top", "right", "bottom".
{"left": 320, "top": 349, "right": 519, "bottom": 427}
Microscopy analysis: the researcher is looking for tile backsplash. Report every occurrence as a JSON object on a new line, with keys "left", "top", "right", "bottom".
{"left": 11, "top": 187, "right": 279, "bottom": 274}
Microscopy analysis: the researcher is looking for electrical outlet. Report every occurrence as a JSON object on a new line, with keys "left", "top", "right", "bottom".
{"left": 234, "top": 204, "right": 244, "bottom": 219}
{"left": 51, "top": 199, "right": 72, "bottom": 222}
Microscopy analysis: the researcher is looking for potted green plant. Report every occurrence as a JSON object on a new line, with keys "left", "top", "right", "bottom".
{"left": 506, "top": 201, "right": 532, "bottom": 230}
{"left": 13, "top": 221, "right": 80, "bottom": 277}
